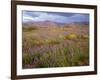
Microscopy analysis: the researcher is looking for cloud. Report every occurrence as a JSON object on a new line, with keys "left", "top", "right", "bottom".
{"left": 22, "top": 15, "right": 34, "bottom": 22}
{"left": 69, "top": 14, "right": 89, "bottom": 22}
{"left": 23, "top": 11, "right": 68, "bottom": 23}
{"left": 22, "top": 11, "right": 89, "bottom": 23}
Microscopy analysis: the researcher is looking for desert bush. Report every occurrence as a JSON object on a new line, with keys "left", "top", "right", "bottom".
{"left": 64, "top": 33, "right": 78, "bottom": 40}
{"left": 59, "top": 35, "right": 66, "bottom": 40}
{"left": 45, "top": 39, "right": 60, "bottom": 44}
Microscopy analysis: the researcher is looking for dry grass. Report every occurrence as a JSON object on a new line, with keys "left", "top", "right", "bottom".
{"left": 22, "top": 24, "right": 89, "bottom": 68}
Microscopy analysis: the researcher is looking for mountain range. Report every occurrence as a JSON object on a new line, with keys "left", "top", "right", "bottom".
{"left": 22, "top": 20, "right": 89, "bottom": 28}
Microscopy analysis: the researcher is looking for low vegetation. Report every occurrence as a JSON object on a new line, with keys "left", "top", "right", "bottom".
{"left": 22, "top": 24, "right": 89, "bottom": 68}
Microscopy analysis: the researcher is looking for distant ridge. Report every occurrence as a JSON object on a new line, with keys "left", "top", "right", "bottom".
{"left": 22, "top": 21, "right": 89, "bottom": 28}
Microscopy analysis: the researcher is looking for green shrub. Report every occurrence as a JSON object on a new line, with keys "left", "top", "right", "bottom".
{"left": 71, "top": 47, "right": 89, "bottom": 66}
{"left": 64, "top": 33, "right": 78, "bottom": 40}
{"left": 23, "top": 53, "right": 34, "bottom": 65}
{"left": 59, "top": 35, "right": 65, "bottom": 40}
{"left": 45, "top": 39, "right": 60, "bottom": 44}
{"left": 22, "top": 35, "right": 89, "bottom": 68}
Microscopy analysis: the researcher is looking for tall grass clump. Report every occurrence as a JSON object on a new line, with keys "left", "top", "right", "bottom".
{"left": 37, "top": 46, "right": 71, "bottom": 67}
{"left": 22, "top": 40, "right": 89, "bottom": 68}
{"left": 22, "top": 53, "right": 34, "bottom": 66}
{"left": 71, "top": 45, "right": 89, "bottom": 66}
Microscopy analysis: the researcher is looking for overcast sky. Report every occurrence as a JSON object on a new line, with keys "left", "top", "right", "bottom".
{"left": 22, "top": 10, "right": 89, "bottom": 23}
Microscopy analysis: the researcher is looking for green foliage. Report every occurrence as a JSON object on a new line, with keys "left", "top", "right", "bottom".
{"left": 71, "top": 46, "right": 89, "bottom": 66}
{"left": 23, "top": 53, "right": 34, "bottom": 65}
{"left": 23, "top": 40, "right": 89, "bottom": 68}
{"left": 64, "top": 33, "right": 78, "bottom": 40}
{"left": 59, "top": 35, "right": 66, "bottom": 40}
{"left": 45, "top": 39, "right": 60, "bottom": 44}
{"left": 22, "top": 25, "right": 89, "bottom": 68}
